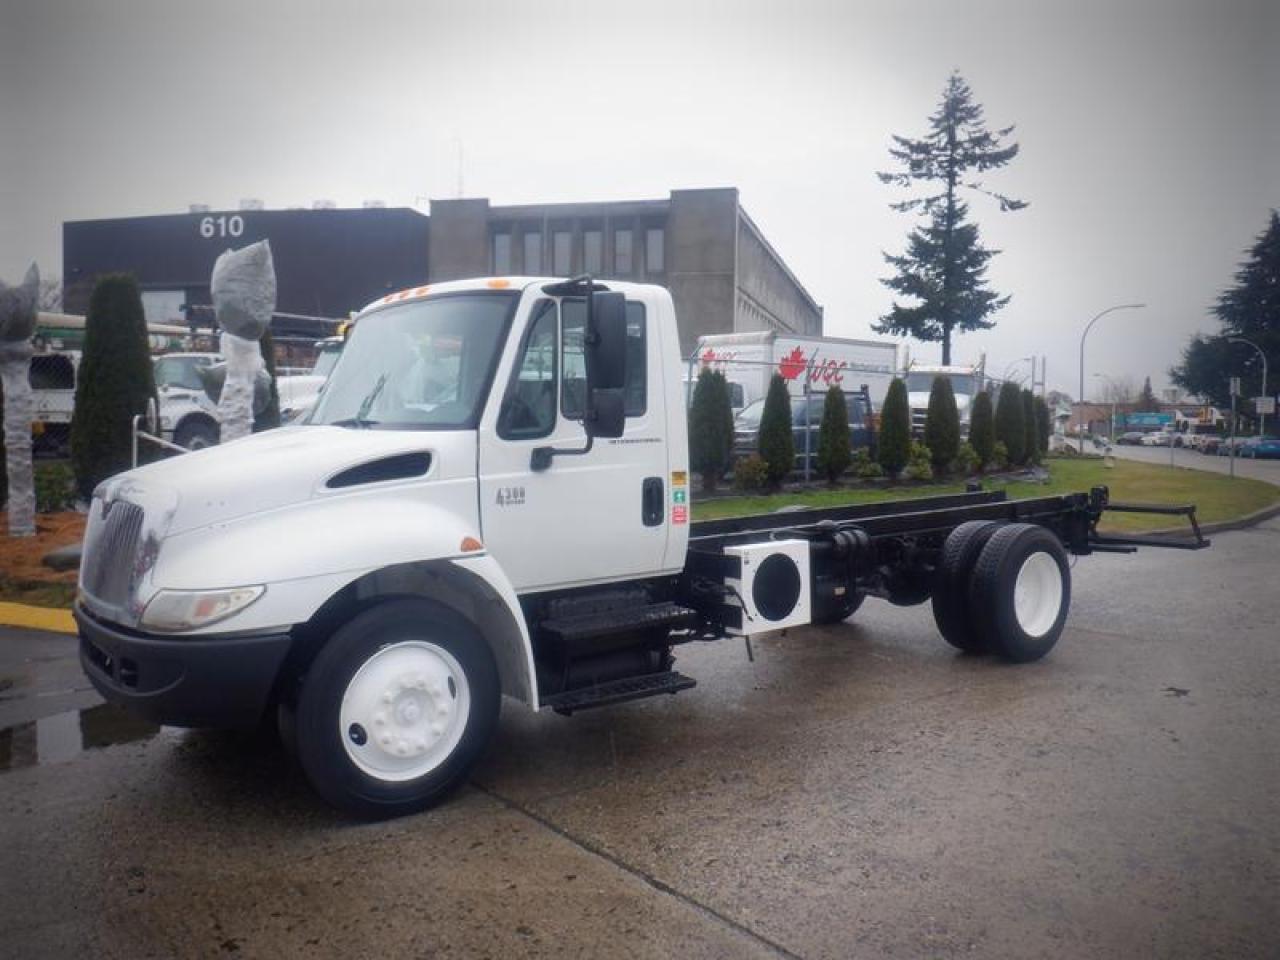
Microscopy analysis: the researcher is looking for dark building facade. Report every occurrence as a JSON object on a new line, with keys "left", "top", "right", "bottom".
{"left": 63, "top": 187, "right": 822, "bottom": 352}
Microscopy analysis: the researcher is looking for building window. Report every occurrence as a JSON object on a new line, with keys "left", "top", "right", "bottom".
{"left": 645, "top": 228, "right": 664, "bottom": 274}
{"left": 493, "top": 233, "right": 511, "bottom": 274}
{"left": 614, "top": 229, "right": 633, "bottom": 275}
{"left": 583, "top": 230, "right": 602, "bottom": 275}
{"left": 553, "top": 231, "right": 572, "bottom": 276}
{"left": 523, "top": 231, "right": 542, "bottom": 274}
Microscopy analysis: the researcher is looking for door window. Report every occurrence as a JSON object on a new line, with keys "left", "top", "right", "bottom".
{"left": 497, "top": 300, "right": 558, "bottom": 440}
{"left": 561, "top": 299, "right": 646, "bottom": 419}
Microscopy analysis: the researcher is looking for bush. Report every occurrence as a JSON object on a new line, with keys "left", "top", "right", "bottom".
{"left": 815, "top": 386, "right": 852, "bottom": 484}
{"left": 689, "top": 368, "right": 735, "bottom": 492}
{"left": 852, "top": 447, "right": 884, "bottom": 479}
{"left": 732, "top": 454, "right": 769, "bottom": 492}
{"left": 70, "top": 275, "right": 157, "bottom": 498}
{"left": 994, "top": 381, "right": 1025, "bottom": 467}
{"left": 923, "top": 375, "right": 961, "bottom": 473}
{"left": 758, "top": 374, "right": 794, "bottom": 489}
{"left": 969, "top": 390, "right": 994, "bottom": 468}
{"left": 993, "top": 440, "right": 1010, "bottom": 471}
{"left": 1022, "top": 388, "right": 1037, "bottom": 465}
{"left": 878, "top": 377, "right": 911, "bottom": 476}
{"left": 1034, "top": 396, "right": 1051, "bottom": 458}
{"left": 955, "top": 441, "right": 981, "bottom": 475}
{"left": 35, "top": 462, "right": 76, "bottom": 513}
{"left": 902, "top": 441, "right": 934, "bottom": 481}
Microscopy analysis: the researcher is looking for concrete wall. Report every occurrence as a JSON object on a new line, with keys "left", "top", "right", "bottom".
{"left": 666, "top": 188, "right": 739, "bottom": 356}
{"left": 734, "top": 210, "right": 822, "bottom": 338}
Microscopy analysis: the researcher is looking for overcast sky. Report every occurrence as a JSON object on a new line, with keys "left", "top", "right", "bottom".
{"left": 3, "top": 0, "right": 1276, "bottom": 398}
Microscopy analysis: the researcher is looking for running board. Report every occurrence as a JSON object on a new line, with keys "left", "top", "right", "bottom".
{"left": 541, "top": 671, "right": 697, "bottom": 716}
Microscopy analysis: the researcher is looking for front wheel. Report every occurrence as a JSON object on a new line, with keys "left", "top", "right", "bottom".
{"left": 296, "top": 599, "right": 500, "bottom": 819}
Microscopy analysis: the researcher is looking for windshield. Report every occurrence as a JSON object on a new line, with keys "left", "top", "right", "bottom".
{"left": 309, "top": 292, "right": 516, "bottom": 430}
{"left": 736, "top": 398, "right": 766, "bottom": 431}
{"left": 155, "top": 355, "right": 216, "bottom": 390}
{"left": 906, "top": 372, "right": 975, "bottom": 395}
{"left": 312, "top": 343, "right": 342, "bottom": 379}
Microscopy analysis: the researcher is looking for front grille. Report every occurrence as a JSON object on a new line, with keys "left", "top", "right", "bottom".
{"left": 81, "top": 500, "right": 145, "bottom": 606}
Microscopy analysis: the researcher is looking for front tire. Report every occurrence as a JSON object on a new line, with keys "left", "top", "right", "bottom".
{"left": 968, "top": 524, "right": 1071, "bottom": 663}
{"left": 296, "top": 599, "right": 500, "bottom": 819}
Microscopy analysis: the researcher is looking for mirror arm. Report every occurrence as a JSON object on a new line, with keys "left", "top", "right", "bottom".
{"left": 530, "top": 432, "right": 594, "bottom": 472}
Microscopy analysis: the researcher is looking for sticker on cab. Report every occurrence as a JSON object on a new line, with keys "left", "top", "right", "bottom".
{"left": 672, "top": 505, "right": 688, "bottom": 524}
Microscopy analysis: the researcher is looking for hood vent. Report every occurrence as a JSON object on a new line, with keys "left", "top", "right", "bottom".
{"left": 327, "top": 452, "right": 431, "bottom": 489}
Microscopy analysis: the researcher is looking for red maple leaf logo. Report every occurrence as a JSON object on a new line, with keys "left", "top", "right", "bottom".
{"left": 700, "top": 347, "right": 717, "bottom": 367}
{"left": 778, "top": 346, "right": 806, "bottom": 381}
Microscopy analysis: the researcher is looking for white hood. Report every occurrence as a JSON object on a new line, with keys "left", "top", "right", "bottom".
{"left": 908, "top": 392, "right": 973, "bottom": 416}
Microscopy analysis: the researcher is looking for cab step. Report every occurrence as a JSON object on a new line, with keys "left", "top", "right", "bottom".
{"left": 540, "top": 601, "right": 699, "bottom": 650}
{"left": 541, "top": 670, "right": 697, "bottom": 715}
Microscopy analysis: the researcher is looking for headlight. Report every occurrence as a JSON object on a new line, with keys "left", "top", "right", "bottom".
{"left": 140, "top": 586, "right": 265, "bottom": 632}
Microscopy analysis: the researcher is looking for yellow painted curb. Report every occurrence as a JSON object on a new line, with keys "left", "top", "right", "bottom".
{"left": 0, "top": 602, "right": 76, "bottom": 635}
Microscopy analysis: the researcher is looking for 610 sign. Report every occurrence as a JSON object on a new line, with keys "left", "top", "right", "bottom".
{"left": 199, "top": 215, "right": 245, "bottom": 239}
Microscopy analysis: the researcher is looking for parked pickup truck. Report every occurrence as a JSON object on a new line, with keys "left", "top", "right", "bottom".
{"left": 76, "top": 277, "right": 1208, "bottom": 818}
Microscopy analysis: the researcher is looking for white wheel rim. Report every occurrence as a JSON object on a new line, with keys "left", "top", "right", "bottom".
{"left": 339, "top": 641, "right": 471, "bottom": 782}
{"left": 1013, "top": 551, "right": 1063, "bottom": 638}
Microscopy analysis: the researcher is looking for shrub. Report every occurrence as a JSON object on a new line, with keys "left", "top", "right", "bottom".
{"left": 689, "top": 368, "right": 735, "bottom": 492}
{"left": 70, "top": 275, "right": 157, "bottom": 498}
{"left": 732, "top": 454, "right": 769, "bottom": 492}
{"left": 1034, "top": 396, "right": 1051, "bottom": 458}
{"left": 35, "top": 462, "right": 76, "bottom": 513}
{"left": 877, "top": 377, "right": 911, "bottom": 476}
{"left": 758, "top": 374, "right": 794, "bottom": 489}
{"left": 1022, "top": 388, "right": 1037, "bottom": 465}
{"left": 852, "top": 447, "right": 884, "bottom": 479}
{"left": 993, "top": 440, "right": 1010, "bottom": 471}
{"left": 923, "top": 375, "right": 961, "bottom": 473}
{"left": 955, "top": 441, "right": 981, "bottom": 475}
{"left": 902, "top": 441, "right": 934, "bottom": 481}
{"left": 994, "top": 381, "right": 1025, "bottom": 467}
{"left": 969, "top": 390, "right": 994, "bottom": 468}
{"left": 815, "top": 386, "right": 852, "bottom": 484}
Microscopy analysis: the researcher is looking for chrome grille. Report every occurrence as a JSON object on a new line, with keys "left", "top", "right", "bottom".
{"left": 81, "top": 500, "right": 145, "bottom": 606}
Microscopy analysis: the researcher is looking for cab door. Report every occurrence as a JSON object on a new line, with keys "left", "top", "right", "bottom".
{"left": 477, "top": 289, "right": 671, "bottom": 594}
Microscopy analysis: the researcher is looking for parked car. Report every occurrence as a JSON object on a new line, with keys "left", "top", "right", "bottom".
{"left": 1199, "top": 436, "right": 1222, "bottom": 455}
{"left": 1116, "top": 431, "right": 1146, "bottom": 445}
{"left": 733, "top": 388, "right": 874, "bottom": 472}
{"left": 1240, "top": 436, "right": 1280, "bottom": 459}
{"left": 1216, "top": 437, "right": 1248, "bottom": 457}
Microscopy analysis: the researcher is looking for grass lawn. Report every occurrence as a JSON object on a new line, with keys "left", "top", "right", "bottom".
{"left": 694, "top": 457, "right": 1280, "bottom": 534}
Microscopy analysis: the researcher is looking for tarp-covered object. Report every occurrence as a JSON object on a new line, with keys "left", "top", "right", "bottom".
{"left": 211, "top": 242, "right": 276, "bottom": 442}
{"left": 197, "top": 360, "right": 272, "bottom": 416}
{"left": 0, "top": 264, "right": 39, "bottom": 536}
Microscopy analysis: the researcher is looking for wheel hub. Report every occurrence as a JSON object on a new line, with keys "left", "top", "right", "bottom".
{"left": 1013, "top": 551, "right": 1063, "bottom": 638}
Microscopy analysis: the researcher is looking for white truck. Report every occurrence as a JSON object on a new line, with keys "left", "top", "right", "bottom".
{"left": 691, "top": 331, "right": 899, "bottom": 410}
{"left": 902, "top": 357, "right": 988, "bottom": 437}
{"left": 76, "top": 277, "right": 1207, "bottom": 818}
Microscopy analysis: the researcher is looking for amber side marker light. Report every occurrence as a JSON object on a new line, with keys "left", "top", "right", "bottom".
{"left": 486, "top": 278, "right": 511, "bottom": 289}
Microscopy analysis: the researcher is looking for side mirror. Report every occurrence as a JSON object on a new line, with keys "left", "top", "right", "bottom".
{"left": 588, "top": 387, "right": 625, "bottom": 439}
{"left": 586, "top": 291, "right": 626, "bottom": 391}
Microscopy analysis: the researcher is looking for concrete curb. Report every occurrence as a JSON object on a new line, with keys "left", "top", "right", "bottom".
{"left": 1136, "top": 498, "right": 1280, "bottom": 539}
{"left": 0, "top": 601, "right": 76, "bottom": 635}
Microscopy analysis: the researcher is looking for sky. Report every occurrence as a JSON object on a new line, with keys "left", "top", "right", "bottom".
{"left": 2, "top": 0, "right": 1277, "bottom": 399}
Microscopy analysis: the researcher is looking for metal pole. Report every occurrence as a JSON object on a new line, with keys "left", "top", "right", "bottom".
{"left": 803, "top": 364, "right": 812, "bottom": 484}
{"left": 1079, "top": 303, "right": 1146, "bottom": 452}
{"left": 1227, "top": 336, "right": 1268, "bottom": 437}
{"left": 1230, "top": 391, "right": 1237, "bottom": 479}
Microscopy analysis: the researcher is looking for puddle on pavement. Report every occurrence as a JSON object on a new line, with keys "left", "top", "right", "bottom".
{"left": 0, "top": 703, "right": 160, "bottom": 773}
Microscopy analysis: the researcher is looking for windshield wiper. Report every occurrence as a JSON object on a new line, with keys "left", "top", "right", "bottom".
{"left": 333, "top": 374, "right": 387, "bottom": 429}
{"left": 329, "top": 416, "right": 382, "bottom": 429}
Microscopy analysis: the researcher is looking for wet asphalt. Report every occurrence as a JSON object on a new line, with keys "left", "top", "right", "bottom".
{"left": 2, "top": 519, "right": 1277, "bottom": 959}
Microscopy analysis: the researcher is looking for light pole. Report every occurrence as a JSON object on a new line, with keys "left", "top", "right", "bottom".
{"left": 1079, "top": 303, "right": 1146, "bottom": 451}
{"left": 1227, "top": 336, "right": 1269, "bottom": 437}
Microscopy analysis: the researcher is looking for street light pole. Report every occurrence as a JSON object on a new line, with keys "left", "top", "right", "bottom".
{"left": 1079, "top": 303, "right": 1146, "bottom": 452}
{"left": 1227, "top": 336, "right": 1269, "bottom": 437}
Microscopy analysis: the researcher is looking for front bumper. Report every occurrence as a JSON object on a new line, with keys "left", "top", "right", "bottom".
{"left": 75, "top": 603, "right": 293, "bottom": 729}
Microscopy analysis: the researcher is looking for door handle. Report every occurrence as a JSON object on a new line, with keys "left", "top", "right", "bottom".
{"left": 642, "top": 477, "right": 663, "bottom": 527}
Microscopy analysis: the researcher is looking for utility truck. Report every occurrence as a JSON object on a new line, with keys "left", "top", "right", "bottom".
{"left": 76, "top": 277, "right": 1207, "bottom": 819}
{"left": 903, "top": 357, "right": 988, "bottom": 438}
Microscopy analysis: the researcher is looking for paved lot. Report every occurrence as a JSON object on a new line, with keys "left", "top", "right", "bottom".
{"left": 1108, "top": 440, "right": 1280, "bottom": 483}
{"left": 2, "top": 519, "right": 1278, "bottom": 959}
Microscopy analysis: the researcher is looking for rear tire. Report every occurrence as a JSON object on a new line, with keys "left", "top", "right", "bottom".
{"left": 931, "top": 520, "right": 1005, "bottom": 652}
{"left": 969, "top": 524, "right": 1071, "bottom": 663}
{"left": 811, "top": 589, "right": 865, "bottom": 625}
{"left": 296, "top": 599, "right": 500, "bottom": 819}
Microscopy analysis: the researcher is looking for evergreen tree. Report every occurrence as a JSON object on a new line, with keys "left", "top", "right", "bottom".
{"left": 874, "top": 72, "right": 1026, "bottom": 365}
{"left": 1034, "top": 395, "right": 1051, "bottom": 456}
{"left": 994, "top": 381, "right": 1025, "bottom": 466}
{"left": 70, "top": 275, "right": 157, "bottom": 498}
{"left": 689, "top": 368, "right": 734, "bottom": 492}
{"left": 923, "top": 375, "right": 960, "bottom": 472}
{"left": 758, "top": 374, "right": 795, "bottom": 489}
{"left": 969, "top": 389, "right": 995, "bottom": 467}
{"left": 877, "top": 377, "right": 912, "bottom": 476}
{"left": 1172, "top": 211, "right": 1280, "bottom": 410}
{"left": 1021, "top": 388, "right": 1037, "bottom": 464}
{"left": 815, "top": 386, "right": 852, "bottom": 484}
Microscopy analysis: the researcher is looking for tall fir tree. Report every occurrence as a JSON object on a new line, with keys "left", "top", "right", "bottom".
{"left": 923, "top": 375, "right": 961, "bottom": 471}
{"left": 969, "top": 389, "right": 995, "bottom": 467}
{"left": 1021, "top": 388, "right": 1037, "bottom": 464}
{"left": 1033, "top": 395, "right": 1051, "bottom": 457}
{"left": 994, "top": 381, "right": 1025, "bottom": 466}
{"left": 1172, "top": 211, "right": 1280, "bottom": 410}
{"left": 1136, "top": 376, "right": 1159, "bottom": 413}
{"left": 758, "top": 374, "right": 795, "bottom": 489}
{"left": 874, "top": 72, "right": 1026, "bottom": 365}
{"left": 815, "top": 386, "right": 852, "bottom": 484}
{"left": 877, "top": 378, "right": 912, "bottom": 476}
{"left": 689, "top": 368, "right": 734, "bottom": 492}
